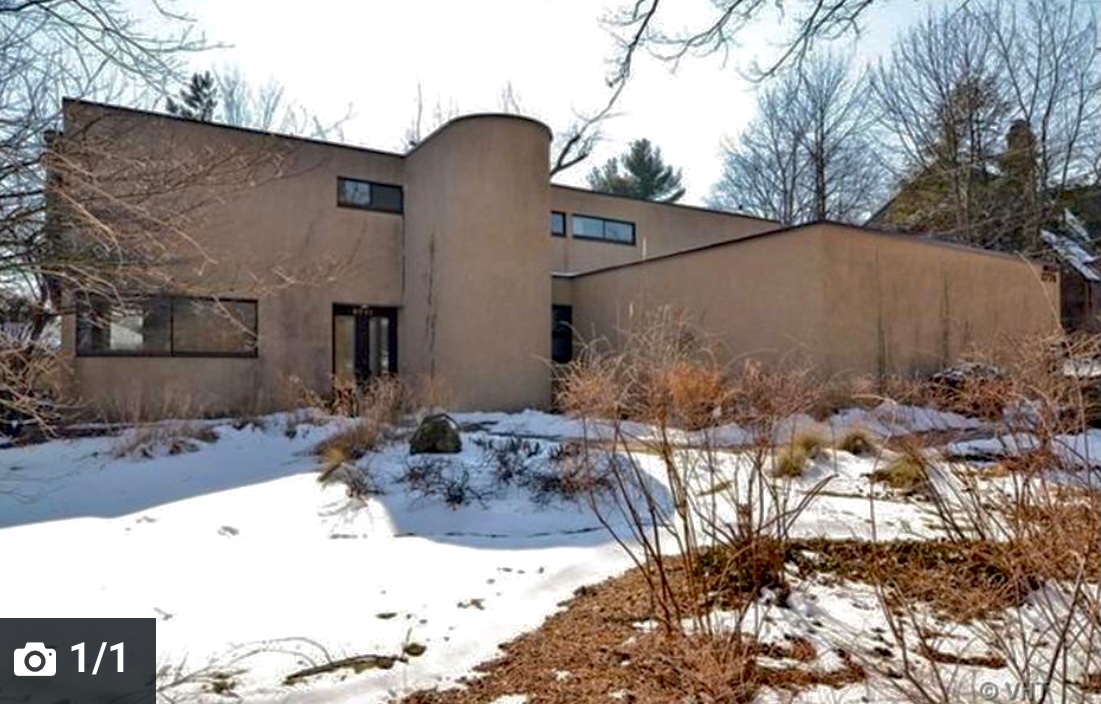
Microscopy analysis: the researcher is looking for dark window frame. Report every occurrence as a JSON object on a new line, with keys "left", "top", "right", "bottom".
{"left": 551, "top": 211, "right": 567, "bottom": 237}
{"left": 336, "top": 177, "right": 404, "bottom": 214}
{"left": 551, "top": 304, "right": 573, "bottom": 364}
{"left": 570, "top": 213, "right": 636, "bottom": 246}
{"left": 75, "top": 294, "right": 259, "bottom": 359}
{"left": 331, "top": 304, "right": 399, "bottom": 383}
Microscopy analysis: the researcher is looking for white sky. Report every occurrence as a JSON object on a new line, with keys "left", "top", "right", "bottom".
{"left": 162, "top": 0, "right": 943, "bottom": 204}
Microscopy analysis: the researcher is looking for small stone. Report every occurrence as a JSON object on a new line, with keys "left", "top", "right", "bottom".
{"left": 403, "top": 642, "right": 427, "bottom": 658}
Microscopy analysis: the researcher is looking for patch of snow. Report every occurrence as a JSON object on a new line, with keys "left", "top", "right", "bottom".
{"left": 0, "top": 404, "right": 1059, "bottom": 702}
{"left": 949, "top": 429, "right": 1101, "bottom": 474}
{"left": 0, "top": 416, "right": 634, "bottom": 703}
{"left": 1042, "top": 229, "right": 1100, "bottom": 281}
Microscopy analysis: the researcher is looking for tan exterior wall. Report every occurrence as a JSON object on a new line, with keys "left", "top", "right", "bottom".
{"left": 402, "top": 115, "right": 552, "bottom": 411}
{"left": 56, "top": 101, "right": 1060, "bottom": 418}
{"left": 818, "top": 225, "right": 1061, "bottom": 376}
{"left": 551, "top": 276, "right": 573, "bottom": 306}
{"left": 566, "top": 224, "right": 1059, "bottom": 378}
{"left": 568, "top": 229, "right": 829, "bottom": 366}
{"left": 549, "top": 186, "right": 778, "bottom": 273}
{"left": 60, "top": 101, "right": 405, "bottom": 417}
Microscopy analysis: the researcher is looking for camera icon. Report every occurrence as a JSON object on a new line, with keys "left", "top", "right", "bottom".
{"left": 13, "top": 643, "right": 56, "bottom": 677}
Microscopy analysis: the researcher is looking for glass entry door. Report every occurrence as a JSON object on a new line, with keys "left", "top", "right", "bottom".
{"left": 332, "top": 304, "right": 397, "bottom": 385}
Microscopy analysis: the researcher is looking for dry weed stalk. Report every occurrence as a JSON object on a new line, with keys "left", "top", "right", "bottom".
{"left": 864, "top": 336, "right": 1101, "bottom": 703}
{"left": 559, "top": 308, "right": 830, "bottom": 648}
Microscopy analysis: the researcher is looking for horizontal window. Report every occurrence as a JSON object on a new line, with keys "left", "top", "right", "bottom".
{"left": 551, "top": 211, "right": 566, "bottom": 237}
{"left": 337, "top": 177, "right": 403, "bottom": 213}
{"left": 571, "top": 215, "right": 635, "bottom": 245}
{"left": 77, "top": 295, "right": 258, "bottom": 358}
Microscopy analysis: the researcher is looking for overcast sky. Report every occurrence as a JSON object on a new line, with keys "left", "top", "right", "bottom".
{"left": 164, "top": 0, "right": 945, "bottom": 205}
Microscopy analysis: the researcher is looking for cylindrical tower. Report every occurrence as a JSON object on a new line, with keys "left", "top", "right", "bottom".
{"left": 402, "top": 114, "right": 552, "bottom": 410}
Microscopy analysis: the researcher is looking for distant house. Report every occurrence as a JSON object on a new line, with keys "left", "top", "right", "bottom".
{"left": 50, "top": 100, "right": 1061, "bottom": 417}
{"left": 1040, "top": 193, "right": 1101, "bottom": 333}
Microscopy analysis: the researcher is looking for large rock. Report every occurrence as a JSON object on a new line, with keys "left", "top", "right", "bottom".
{"left": 409, "top": 413, "right": 462, "bottom": 455}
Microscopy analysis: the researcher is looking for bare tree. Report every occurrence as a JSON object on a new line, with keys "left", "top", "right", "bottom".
{"left": 0, "top": 4, "right": 345, "bottom": 432}
{"left": 604, "top": 0, "right": 880, "bottom": 88}
{"left": 710, "top": 52, "right": 881, "bottom": 224}
{"left": 401, "top": 80, "right": 619, "bottom": 178}
{"left": 871, "top": 0, "right": 1099, "bottom": 251}
{"left": 0, "top": 1, "right": 210, "bottom": 428}
{"left": 987, "top": 0, "right": 1100, "bottom": 205}
{"left": 871, "top": 4, "right": 1010, "bottom": 237}
{"left": 215, "top": 65, "right": 352, "bottom": 140}
{"left": 710, "top": 78, "right": 803, "bottom": 223}
{"left": 402, "top": 82, "right": 461, "bottom": 150}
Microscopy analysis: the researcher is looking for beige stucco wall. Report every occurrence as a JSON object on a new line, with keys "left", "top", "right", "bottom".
{"left": 57, "top": 101, "right": 1060, "bottom": 418}
{"left": 568, "top": 229, "right": 829, "bottom": 366}
{"left": 60, "top": 100, "right": 405, "bottom": 417}
{"left": 818, "top": 225, "right": 1061, "bottom": 376}
{"left": 549, "top": 186, "right": 779, "bottom": 273}
{"left": 402, "top": 115, "right": 552, "bottom": 411}
{"left": 565, "top": 224, "right": 1059, "bottom": 378}
{"left": 551, "top": 276, "right": 573, "bottom": 306}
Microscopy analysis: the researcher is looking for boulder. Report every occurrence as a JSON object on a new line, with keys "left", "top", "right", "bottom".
{"left": 409, "top": 413, "right": 462, "bottom": 455}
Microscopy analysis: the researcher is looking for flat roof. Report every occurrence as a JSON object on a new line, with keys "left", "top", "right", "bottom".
{"left": 57, "top": 99, "right": 1062, "bottom": 275}
{"left": 550, "top": 183, "right": 780, "bottom": 226}
{"left": 63, "top": 98, "right": 407, "bottom": 160}
{"left": 557, "top": 220, "right": 1045, "bottom": 279}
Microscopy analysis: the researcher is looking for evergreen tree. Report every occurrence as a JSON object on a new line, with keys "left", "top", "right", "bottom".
{"left": 166, "top": 71, "right": 218, "bottom": 121}
{"left": 587, "top": 139, "right": 686, "bottom": 202}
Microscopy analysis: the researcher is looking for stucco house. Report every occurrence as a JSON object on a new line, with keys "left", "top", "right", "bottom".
{"left": 54, "top": 100, "right": 1061, "bottom": 416}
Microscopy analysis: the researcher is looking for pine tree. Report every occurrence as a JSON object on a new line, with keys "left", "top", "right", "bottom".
{"left": 587, "top": 139, "right": 686, "bottom": 202}
{"left": 166, "top": 71, "right": 218, "bottom": 121}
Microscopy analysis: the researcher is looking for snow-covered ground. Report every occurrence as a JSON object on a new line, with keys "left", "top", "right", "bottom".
{"left": 0, "top": 407, "right": 1094, "bottom": 702}
{"left": 0, "top": 413, "right": 636, "bottom": 702}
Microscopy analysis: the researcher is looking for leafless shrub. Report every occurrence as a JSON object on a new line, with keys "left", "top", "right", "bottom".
{"left": 527, "top": 448, "right": 617, "bottom": 506}
{"left": 0, "top": 339, "right": 61, "bottom": 441}
{"left": 472, "top": 435, "right": 543, "bottom": 486}
{"left": 558, "top": 321, "right": 1100, "bottom": 702}
{"left": 558, "top": 307, "right": 830, "bottom": 640}
{"left": 861, "top": 338, "right": 1101, "bottom": 703}
{"left": 317, "top": 457, "right": 380, "bottom": 500}
{"left": 400, "top": 456, "right": 490, "bottom": 509}
{"left": 471, "top": 435, "right": 616, "bottom": 505}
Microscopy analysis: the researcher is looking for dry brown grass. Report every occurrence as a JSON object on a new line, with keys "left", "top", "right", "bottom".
{"left": 401, "top": 557, "right": 862, "bottom": 704}
{"left": 651, "top": 361, "right": 729, "bottom": 430}
{"left": 111, "top": 421, "right": 219, "bottom": 459}
{"left": 772, "top": 446, "right": 809, "bottom": 478}
{"left": 788, "top": 538, "right": 1050, "bottom": 622}
{"left": 546, "top": 323, "right": 1100, "bottom": 702}
{"left": 869, "top": 452, "right": 929, "bottom": 494}
{"left": 772, "top": 434, "right": 828, "bottom": 476}
{"left": 314, "top": 419, "right": 389, "bottom": 466}
{"left": 837, "top": 428, "right": 876, "bottom": 456}
{"left": 310, "top": 376, "right": 409, "bottom": 482}
{"left": 326, "top": 375, "right": 409, "bottom": 423}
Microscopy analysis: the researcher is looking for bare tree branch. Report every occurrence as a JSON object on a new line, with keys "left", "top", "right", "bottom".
{"left": 604, "top": 0, "right": 879, "bottom": 87}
